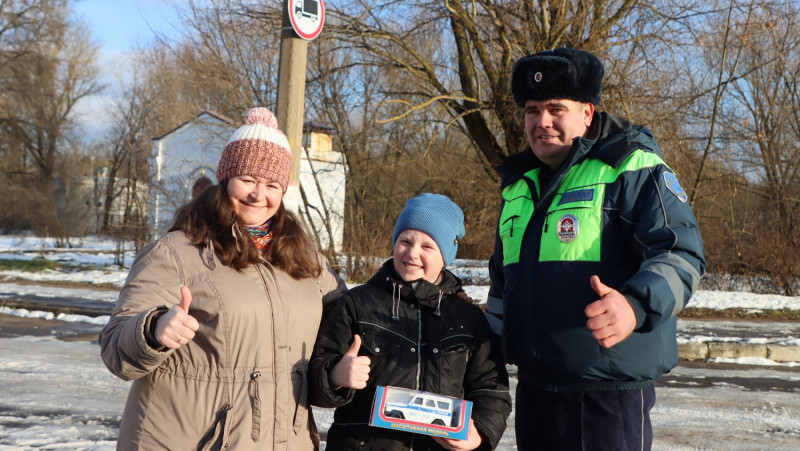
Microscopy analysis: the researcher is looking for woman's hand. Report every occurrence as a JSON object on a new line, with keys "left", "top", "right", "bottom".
{"left": 154, "top": 286, "right": 200, "bottom": 349}
{"left": 329, "top": 335, "right": 371, "bottom": 390}
{"left": 433, "top": 419, "right": 482, "bottom": 450}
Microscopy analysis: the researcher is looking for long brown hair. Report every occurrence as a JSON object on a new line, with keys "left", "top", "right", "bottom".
{"left": 170, "top": 181, "right": 322, "bottom": 279}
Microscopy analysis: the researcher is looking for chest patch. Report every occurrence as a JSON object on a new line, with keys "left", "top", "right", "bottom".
{"left": 664, "top": 172, "right": 688, "bottom": 203}
{"left": 557, "top": 214, "right": 579, "bottom": 243}
{"left": 558, "top": 188, "right": 594, "bottom": 205}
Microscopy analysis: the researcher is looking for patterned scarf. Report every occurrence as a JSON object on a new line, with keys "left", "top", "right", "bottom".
{"left": 244, "top": 219, "right": 274, "bottom": 251}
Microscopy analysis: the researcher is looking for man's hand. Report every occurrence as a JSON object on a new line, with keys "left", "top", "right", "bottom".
{"left": 433, "top": 419, "right": 482, "bottom": 450}
{"left": 585, "top": 275, "right": 636, "bottom": 348}
{"left": 329, "top": 335, "right": 371, "bottom": 390}
{"left": 154, "top": 286, "right": 200, "bottom": 349}
{"left": 456, "top": 290, "right": 474, "bottom": 303}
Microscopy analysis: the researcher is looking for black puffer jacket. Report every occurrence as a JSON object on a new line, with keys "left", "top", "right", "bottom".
{"left": 310, "top": 259, "right": 511, "bottom": 450}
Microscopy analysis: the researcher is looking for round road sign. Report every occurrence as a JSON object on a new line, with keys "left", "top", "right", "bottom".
{"left": 288, "top": 0, "right": 325, "bottom": 41}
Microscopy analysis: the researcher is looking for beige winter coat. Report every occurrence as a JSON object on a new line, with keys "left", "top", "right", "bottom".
{"left": 99, "top": 231, "right": 346, "bottom": 450}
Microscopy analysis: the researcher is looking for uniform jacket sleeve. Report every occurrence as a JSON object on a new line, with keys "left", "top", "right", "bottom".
{"left": 309, "top": 292, "right": 359, "bottom": 408}
{"left": 99, "top": 239, "right": 184, "bottom": 381}
{"left": 620, "top": 164, "right": 706, "bottom": 331}
{"left": 463, "top": 308, "right": 512, "bottom": 450}
{"left": 485, "top": 204, "right": 507, "bottom": 337}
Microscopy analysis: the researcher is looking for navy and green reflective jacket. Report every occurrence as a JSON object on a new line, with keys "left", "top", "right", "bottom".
{"left": 487, "top": 112, "right": 705, "bottom": 391}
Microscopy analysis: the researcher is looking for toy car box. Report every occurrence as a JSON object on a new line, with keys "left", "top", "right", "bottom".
{"left": 369, "top": 386, "right": 473, "bottom": 440}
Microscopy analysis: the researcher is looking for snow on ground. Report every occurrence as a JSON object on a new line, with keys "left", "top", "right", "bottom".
{"left": 1, "top": 236, "right": 799, "bottom": 361}
{"left": 0, "top": 283, "right": 118, "bottom": 303}
{"left": 1, "top": 235, "right": 798, "bottom": 317}
{"left": 0, "top": 306, "right": 109, "bottom": 326}
{"left": 1, "top": 234, "right": 800, "bottom": 448}
{"left": 1, "top": 335, "right": 800, "bottom": 450}
{"left": 0, "top": 336, "right": 124, "bottom": 450}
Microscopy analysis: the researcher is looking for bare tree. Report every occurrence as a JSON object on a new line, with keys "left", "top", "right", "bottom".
{"left": 0, "top": 0, "right": 50, "bottom": 73}
{"left": 0, "top": 0, "right": 102, "bottom": 236}
{"left": 98, "top": 54, "right": 159, "bottom": 255}
{"left": 322, "top": 0, "right": 667, "bottom": 170}
{"left": 723, "top": 2, "right": 800, "bottom": 293}
{"left": 0, "top": 4, "right": 100, "bottom": 179}
{"left": 152, "top": 0, "right": 284, "bottom": 119}
{"left": 0, "top": 0, "right": 63, "bottom": 177}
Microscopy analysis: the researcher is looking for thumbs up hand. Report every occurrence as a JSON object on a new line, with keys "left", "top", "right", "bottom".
{"left": 584, "top": 275, "right": 636, "bottom": 348}
{"left": 329, "top": 335, "right": 371, "bottom": 390}
{"left": 154, "top": 286, "right": 201, "bottom": 349}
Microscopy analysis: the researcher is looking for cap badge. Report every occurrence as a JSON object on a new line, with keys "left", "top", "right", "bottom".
{"left": 534, "top": 71, "right": 543, "bottom": 83}
{"left": 557, "top": 214, "right": 578, "bottom": 243}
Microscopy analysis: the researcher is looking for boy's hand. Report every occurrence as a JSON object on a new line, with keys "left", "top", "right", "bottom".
{"left": 329, "top": 334, "right": 371, "bottom": 390}
{"left": 433, "top": 419, "right": 482, "bottom": 450}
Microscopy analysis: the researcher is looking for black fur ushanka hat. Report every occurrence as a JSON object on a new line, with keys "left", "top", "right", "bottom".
{"left": 511, "top": 47, "right": 604, "bottom": 106}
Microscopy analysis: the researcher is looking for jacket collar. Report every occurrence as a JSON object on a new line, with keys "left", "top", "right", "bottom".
{"left": 368, "top": 259, "right": 462, "bottom": 310}
{"left": 497, "top": 111, "right": 602, "bottom": 186}
{"left": 497, "top": 112, "right": 659, "bottom": 187}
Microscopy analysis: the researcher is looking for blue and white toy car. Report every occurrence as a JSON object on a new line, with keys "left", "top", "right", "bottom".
{"left": 383, "top": 392, "right": 454, "bottom": 426}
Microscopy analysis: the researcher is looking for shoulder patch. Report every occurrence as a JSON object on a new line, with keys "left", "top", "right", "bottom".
{"left": 663, "top": 172, "right": 688, "bottom": 203}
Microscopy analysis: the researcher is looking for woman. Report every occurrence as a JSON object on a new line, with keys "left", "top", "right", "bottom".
{"left": 100, "top": 107, "right": 346, "bottom": 450}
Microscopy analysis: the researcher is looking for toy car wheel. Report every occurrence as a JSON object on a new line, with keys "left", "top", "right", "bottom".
{"left": 386, "top": 410, "right": 405, "bottom": 419}
{"left": 432, "top": 419, "right": 445, "bottom": 426}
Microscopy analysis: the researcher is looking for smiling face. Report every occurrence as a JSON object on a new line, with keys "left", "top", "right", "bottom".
{"left": 226, "top": 175, "right": 284, "bottom": 226}
{"left": 392, "top": 229, "right": 445, "bottom": 284}
{"left": 524, "top": 98, "right": 594, "bottom": 170}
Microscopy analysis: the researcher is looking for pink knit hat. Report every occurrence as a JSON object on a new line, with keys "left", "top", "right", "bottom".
{"left": 216, "top": 107, "right": 293, "bottom": 190}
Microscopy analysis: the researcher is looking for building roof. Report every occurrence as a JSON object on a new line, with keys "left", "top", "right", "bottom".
{"left": 151, "top": 110, "right": 235, "bottom": 141}
{"left": 304, "top": 120, "right": 335, "bottom": 134}
{"left": 152, "top": 110, "right": 335, "bottom": 140}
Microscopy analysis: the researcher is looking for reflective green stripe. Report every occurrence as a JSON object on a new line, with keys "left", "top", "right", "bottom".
{"left": 499, "top": 169, "right": 538, "bottom": 266}
{"left": 541, "top": 185, "right": 604, "bottom": 262}
{"left": 497, "top": 149, "right": 668, "bottom": 267}
{"left": 540, "top": 149, "right": 666, "bottom": 262}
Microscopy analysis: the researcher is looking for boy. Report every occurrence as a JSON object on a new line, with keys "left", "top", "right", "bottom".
{"left": 310, "top": 193, "right": 511, "bottom": 450}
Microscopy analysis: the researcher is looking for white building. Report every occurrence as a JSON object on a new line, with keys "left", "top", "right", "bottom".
{"left": 149, "top": 111, "right": 346, "bottom": 252}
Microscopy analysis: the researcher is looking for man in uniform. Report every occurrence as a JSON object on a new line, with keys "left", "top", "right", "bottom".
{"left": 485, "top": 47, "right": 705, "bottom": 450}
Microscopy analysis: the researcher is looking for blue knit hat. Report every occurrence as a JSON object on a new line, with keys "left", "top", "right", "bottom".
{"left": 392, "top": 193, "right": 465, "bottom": 266}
